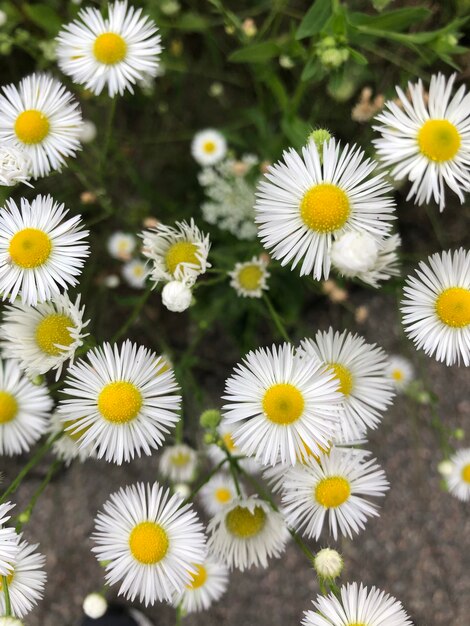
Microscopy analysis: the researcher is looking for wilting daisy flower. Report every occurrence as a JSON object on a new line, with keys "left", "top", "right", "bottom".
{"left": 401, "top": 248, "right": 470, "bottom": 366}
{"left": 107, "top": 232, "right": 136, "bottom": 260}
{"left": 122, "top": 259, "right": 147, "bottom": 289}
{"left": 92, "top": 482, "right": 206, "bottom": 606}
{"left": 303, "top": 582, "right": 413, "bottom": 626}
{"left": 208, "top": 496, "right": 288, "bottom": 571}
{"left": 0, "top": 536, "right": 46, "bottom": 618}
{"left": 0, "top": 293, "right": 89, "bottom": 380}
{"left": 0, "top": 146, "right": 31, "bottom": 187}
{"left": 445, "top": 448, "right": 470, "bottom": 501}
{"left": 385, "top": 355, "right": 414, "bottom": 392}
{"left": 200, "top": 473, "right": 241, "bottom": 516}
{"left": 192, "top": 129, "right": 227, "bottom": 166}
{"left": 0, "top": 195, "right": 89, "bottom": 306}
{"left": 159, "top": 444, "right": 198, "bottom": 483}
{"left": 0, "top": 358, "right": 52, "bottom": 456}
{"left": 229, "top": 256, "right": 270, "bottom": 298}
{"left": 298, "top": 328, "right": 395, "bottom": 440}
{"left": 223, "top": 343, "right": 343, "bottom": 466}
{"left": 281, "top": 449, "right": 388, "bottom": 540}
{"left": 56, "top": 1, "right": 162, "bottom": 97}
{"left": 255, "top": 138, "right": 395, "bottom": 280}
{"left": 58, "top": 341, "right": 181, "bottom": 464}
{"left": 142, "top": 219, "right": 210, "bottom": 288}
{"left": 172, "top": 554, "right": 229, "bottom": 613}
{"left": 0, "top": 74, "right": 82, "bottom": 179}
{"left": 0, "top": 502, "right": 19, "bottom": 576}
{"left": 48, "top": 411, "right": 95, "bottom": 465}
{"left": 208, "top": 419, "right": 260, "bottom": 474}
{"left": 374, "top": 73, "right": 470, "bottom": 211}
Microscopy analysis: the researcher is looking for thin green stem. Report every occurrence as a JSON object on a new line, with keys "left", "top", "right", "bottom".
{"left": 175, "top": 604, "right": 183, "bottom": 626}
{"left": 15, "top": 459, "right": 63, "bottom": 532}
{"left": 263, "top": 294, "right": 291, "bottom": 342}
{"left": 2, "top": 576, "right": 11, "bottom": 616}
{"left": 224, "top": 448, "right": 242, "bottom": 497}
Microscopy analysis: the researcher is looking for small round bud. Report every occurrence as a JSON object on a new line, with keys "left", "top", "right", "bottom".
{"left": 314, "top": 548, "right": 343, "bottom": 579}
{"left": 454, "top": 428, "right": 465, "bottom": 440}
{"left": 174, "top": 483, "right": 191, "bottom": 498}
{"left": 437, "top": 460, "right": 454, "bottom": 477}
{"left": 417, "top": 391, "right": 431, "bottom": 405}
{"left": 203, "top": 432, "right": 216, "bottom": 445}
{"left": 17, "top": 511, "right": 30, "bottom": 524}
{"left": 83, "top": 593, "right": 108, "bottom": 619}
{"left": 30, "top": 374, "right": 45, "bottom": 386}
{"left": 308, "top": 128, "right": 332, "bottom": 152}
{"left": 200, "top": 409, "right": 222, "bottom": 429}
{"left": 80, "top": 120, "right": 97, "bottom": 144}
{"left": 162, "top": 281, "right": 192, "bottom": 313}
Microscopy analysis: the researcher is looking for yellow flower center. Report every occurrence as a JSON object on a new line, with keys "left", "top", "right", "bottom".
{"left": 170, "top": 451, "right": 190, "bottom": 467}
{"left": 98, "top": 381, "right": 143, "bottom": 423}
{"left": 129, "top": 521, "right": 169, "bottom": 564}
{"left": 0, "top": 391, "right": 18, "bottom": 424}
{"left": 262, "top": 383, "right": 305, "bottom": 425}
{"left": 165, "top": 241, "right": 200, "bottom": 276}
{"left": 186, "top": 564, "right": 207, "bottom": 589}
{"left": 35, "top": 314, "right": 75, "bottom": 356}
{"left": 203, "top": 141, "right": 216, "bottom": 154}
{"left": 14, "top": 109, "right": 50, "bottom": 144}
{"left": 225, "top": 505, "right": 266, "bottom": 538}
{"left": 461, "top": 464, "right": 470, "bottom": 484}
{"left": 300, "top": 183, "right": 350, "bottom": 233}
{"left": 391, "top": 369, "right": 404, "bottom": 381}
{"left": 348, "top": 623, "right": 366, "bottom": 626}
{"left": 327, "top": 362, "right": 354, "bottom": 396}
{"left": 93, "top": 32, "right": 127, "bottom": 65}
{"left": 315, "top": 476, "right": 351, "bottom": 508}
{"left": 237, "top": 265, "right": 263, "bottom": 292}
{"left": 435, "top": 287, "right": 470, "bottom": 328}
{"left": 9, "top": 228, "right": 52, "bottom": 269}
{"left": 215, "top": 487, "right": 232, "bottom": 503}
{"left": 63, "top": 418, "right": 90, "bottom": 442}
{"left": 417, "top": 119, "right": 461, "bottom": 162}
{"left": 222, "top": 432, "right": 236, "bottom": 453}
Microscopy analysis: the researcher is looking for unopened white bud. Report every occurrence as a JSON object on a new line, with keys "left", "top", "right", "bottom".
{"left": 162, "top": 281, "right": 192, "bottom": 312}
{"left": 83, "top": 593, "right": 108, "bottom": 619}
{"left": 314, "top": 548, "right": 343, "bottom": 579}
{"left": 437, "top": 460, "right": 454, "bottom": 477}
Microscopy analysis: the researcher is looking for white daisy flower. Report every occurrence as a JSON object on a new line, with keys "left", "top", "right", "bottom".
{"left": 159, "top": 444, "right": 198, "bottom": 483}
{"left": 373, "top": 73, "right": 470, "bottom": 212}
{"left": 0, "top": 73, "right": 82, "bottom": 179}
{"left": 223, "top": 343, "right": 343, "bottom": 466}
{"left": 385, "top": 355, "right": 414, "bottom": 392}
{"left": 142, "top": 219, "right": 210, "bottom": 288}
{"left": 191, "top": 129, "right": 227, "bottom": 166}
{"left": 0, "top": 293, "right": 89, "bottom": 380}
{"left": 0, "top": 536, "right": 46, "bottom": 619}
{"left": 229, "top": 256, "right": 270, "bottom": 298}
{"left": 122, "top": 259, "right": 147, "bottom": 289}
{"left": 281, "top": 449, "right": 388, "bottom": 540}
{"left": 255, "top": 138, "right": 395, "bottom": 280}
{"left": 401, "top": 248, "right": 470, "bottom": 366}
{"left": 0, "top": 358, "right": 52, "bottom": 456}
{"left": 445, "top": 448, "right": 470, "bottom": 501}
{"left": 92, "top": 482, "right": 206, "bottom": 606}
{"left": 303, "top": 582, "right": 413, "bottom": 626}
{"left": 58, "top": 341, "right": 181, "bottom": 464}
{"left": 48, "top": 411, "right": 95, "bottom": 465}
{"left": 0, "top": 502, "right": 19, "bottom": 576}
{"left": 207, "top": 419, "right": 260, "bottom": 474}
{"left": 298, "top": 328, "right": 395, "bottom": 440}
{"left": 0, "top": 195, "right": 89, "bottom": 306}
{"left": 107, "top": 232, "right": 136, "bottom": 260}
{"left": 56, "top": 1, "right": 162, "bottom": 97}
{"left": 0, "top": 146, "right": 31, "bottom": 187}
{"left": 207, "top": 496, "right": 288, "bottom": 571}
{"left": 172, "top": 554, "right": 229, "bottom": 613}
{"left": 199, "top": 474, "right": 244, "bottom": 517}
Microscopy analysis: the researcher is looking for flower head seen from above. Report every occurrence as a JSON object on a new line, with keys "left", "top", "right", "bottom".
{"left": 298, "top": 328, "right": 395, "bottom": 441}
{"left": 385, "top": 355, "right": 415, "bottom": 392}
{"left": 0, "top": 293, "right": 89, "bottom": 380}
{"left": 223, "top": 343, "right": 343, "bottom": 466}
{"left": 92, "top": 482, "right": 206, "bottom": 606}
{"left": 401, "top": 248, "right": 470, "bottom": 366}
{"left": 207, "top": 496, "right": 288, "bottom": 571}
{"left": 199, "top": 473, "right": 241, "bottom": 516}
{"left": 58, "top": 341, "right": 181, "bottom": 464}
{"left": 172, "top": 554, "right": 229, "bottom": 613}
{"left": 122, "top": 259, "right": 147, "bottom": 289}
{"left": 107, "top": 231, "right": 136, "bottom": 260}
{"left": 255, "top": 138, "right": 395, "bottom": 280}
{"left": 445, "top": 448, "right": 470, "bottom": 501}
{"left": 303, "top": 582, "right": 413, "bottom": 626}
{"left": 229, "top": 256, "right": 270, "bottom": 299}
{"left": 0, "top": 502, "right": 19, "bottom": 576}
{"left": 159, "top": 443, "right": 198, "bottom": 483}
{"left": 192, "top": 129, "right": 227, "bottom": 166}
{"left": 0, "top": 73, "right": 82, "bottom": 179}
{"left": 0, "top": 358, "right": 52, "bottom": 456}
{"left": 0, "top": 195, "right": 89, "bottom": 306}
{"left": 281, "top": 448, "right": 388, "bottom": 540}
{"left": 56, "top": 1, "right": 162, "bottom": 97}
{"left": 0, "top": 146, "right": 31, "bottom": 187}
{"left": 374, "top": 73, "right": 470, "bottom": 211}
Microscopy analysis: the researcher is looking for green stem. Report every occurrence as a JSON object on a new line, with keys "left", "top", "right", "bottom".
{"left": 182, "top": 459, "right": 228, "bottom": 505}
{"left": 2, "top": 576, "right": 11, "bottom": 616}
{"left": 175, "top": 604, "right": 183, "bottom": 626}
{"left": 263, "top": 294, "right": 291, "bottom": 342}
{"left": 15, "top": 459, "right": 63, "bottom": 532}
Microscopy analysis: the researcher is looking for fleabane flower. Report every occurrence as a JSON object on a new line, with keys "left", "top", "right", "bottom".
{"left": 142, "top": 219, "right": 210, "bottom": 288}
{"left": 298, "top": 329, "right": 395, "bottom": 440}
{"left": 401, "top": 248, "right": 470, "bottom": 366}
{"left": 56, "top": 1, "right": 162, "bottom": 97}
{"left": 207, "top": 496, "right": 288, "bottom": 571}
{"left": 0, "top": 195, "right": 89, "bottom": 306}
{"left": 191, "top": 129, "right": 227, "bottom": 166}
{"left": 0, "top": 358, "right": 52, "bottom": 456}
{"left": 122, "top": 259, "right": 147, "bottom": 289}
{"left": 48, "top": 411, "right": 96, "bottom": 465}
{"left": 374, "top": 73, "right": 470, "bottom": 211}
{"left": 92, "top": 482, "right": 206, "bottom": 606}
{"left": 385, "top": 355, "right": 415, "bottom": 392}
{"left": 229, "top": 256, "right": 270, "bottom": 298}
{"left": 199, "top": 474, "right": 241, "bottom": 516}
{"left": 58, "top": 341, "right": 181, "bottom": 464}
{"left": 303, "top": 582, "right": 413, "bottom": 626}
{"left": 0, "top": 293, "right": 89, "bottom": 380}
{"left": 172, "top": 554, "right": 229, "bottom": 613}
{"left": 223, "top": 343, "right": 343, "bottom": 466}
{"left": 0, "top": 502, "right": 19, "bottom": 576}
{"left": 445, "top": 448, "right": 470, "bottom": 501}
{"left": 159, "top": 444, "right": 198, "bottom": 483}
{"left": 281, "top": 449, "right": 388, "bottom": 540}
{"left": 107, "top": 231, "right": 136, "bottom": 260}
{"left": 0, "top": 74, "right": 82, "bottom": 178}
{"left": 255, "top": 138, "right": 395, "bottom": 280}
{"left": 207, "top": 419, "right": 260, "bottom": 474}
{"left": 0, "top": 146, "right": 31, "bottom": 187}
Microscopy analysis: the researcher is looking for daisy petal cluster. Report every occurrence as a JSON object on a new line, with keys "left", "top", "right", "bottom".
{"left": 199, "top": 473, "right": 242, "bottom": 516}
{"left": 192, "top": 129, "right": 227, "bottom": 166}
{"left": 172, "top": 554, "right": 229, "bottom": 613}
{"left": 159, "top": 443, "right": 198, "bottom": 483}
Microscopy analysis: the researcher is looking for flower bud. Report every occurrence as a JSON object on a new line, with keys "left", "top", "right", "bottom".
{"left": 200, "top": 409, "right": 222, "bottom": 429}
{"left": 83, "top": 593, "right": 108, "bottom": 619}
{"left": 314, "top": 548, "right": 343, "bottom": 579}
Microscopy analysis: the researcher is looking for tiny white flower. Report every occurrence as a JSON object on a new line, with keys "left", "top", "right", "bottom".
{"left": 79, "top": 120, "right": 97, "bottom": 144}
{"left": 107, "top": 232, "right": 136, "bottom": 260}
{"left": 192, "top": 129, "right": 227, "bottom": 166}
{"left": 122, "top": 259, "right": 147, "bottom": 289}
{"left": 229, "top": 256, "right": 270, "bottom": 298}
{"left": 83, "top": 593, "right": 107, "bottom": 619}
{"left": 172, "top": 554, "right": 229, "bottom": 613}
{"left": 162, "top": 281, "right": 192, "bottom": 312}
{"left": 385, "top": 356, "right": 414, "bottom": 392}
{"left": 159, "top": 444, "right": 198, "bottom": 483}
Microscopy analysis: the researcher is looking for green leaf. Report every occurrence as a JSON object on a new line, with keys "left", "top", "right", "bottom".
{"left": 347, "top": 47, "right": 368, "bottom": 65}
{"left": 229, "top": 42, "right": 280, "bottom": 63}
{"left": 300, "top": 57, "right": 324, "bottom": 82}
{"left": 296, "top": 0, "right": 332, "bottom": 40}
{"left": 348, "top": 7, "right": 431, "bottom": 32}
{"left": 23, "top": 3, "right": 62, "bottom": 35}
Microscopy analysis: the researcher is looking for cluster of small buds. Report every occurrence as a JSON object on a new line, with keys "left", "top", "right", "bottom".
{"left": 316, "top": 36, "right": 349, "bottom": 69}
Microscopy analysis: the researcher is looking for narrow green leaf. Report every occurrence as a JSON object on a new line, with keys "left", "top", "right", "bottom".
{"left": 229, "top": 42, "right": 280, "bottom": 63}
{"left": 23, "top": 4, "right": 62, "bottom": 35}
{"left": 296, "top": 0, "right": 332, "bottom": 40}
{"left": 348, "top": 7, "right": 431, "bottom": 32}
